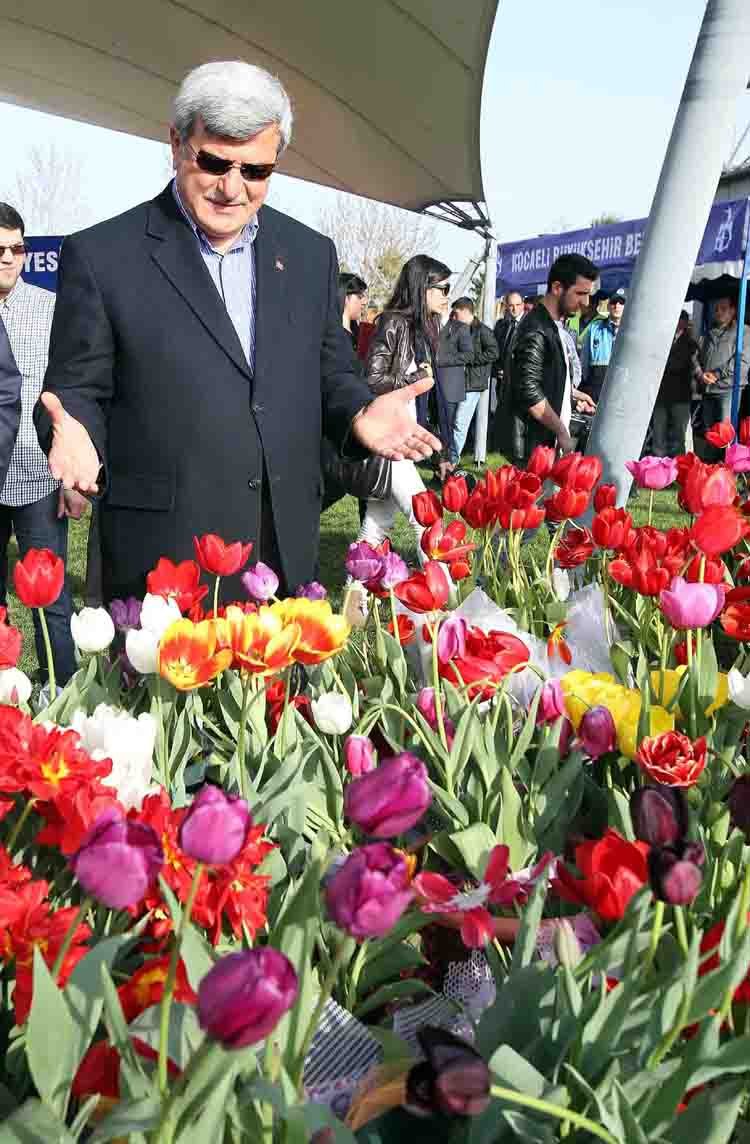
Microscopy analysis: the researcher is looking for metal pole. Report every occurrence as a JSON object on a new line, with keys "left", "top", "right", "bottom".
{"left": 730, "top": 198, "right": 750, "bottom": 426}
{"left": 474, "top": 237, "right": 497, "bottom": 465}
{"left": 586, "top": 0, "right": 750, "bottom": 503}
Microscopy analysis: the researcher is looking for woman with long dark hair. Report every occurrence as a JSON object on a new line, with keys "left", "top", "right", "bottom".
{"left": 357, "top": 254, "right": 450, "bottom": 554}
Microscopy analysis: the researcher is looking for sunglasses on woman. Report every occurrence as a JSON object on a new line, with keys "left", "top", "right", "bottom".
{"left": 183, "top": 141, "right": 276, "bottom": 182}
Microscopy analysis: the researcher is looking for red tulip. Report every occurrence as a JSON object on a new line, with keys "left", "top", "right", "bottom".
{"left": 526, "top": 445, "right": 556, "bottom": 480}
{"left": 554, "top": 526, "right": 595, "bottom": 569}
{"left": 442, "top": 475, "right": 469, "bottom": 514}
{"left": 592, "top": 507, "right": 635, "bottom": 551}
{"left": 387, "top": 613, "right": 416, "bottom": 645}
{"left": 461, "top": 487, "right": 491, "bottom": 529}
{"left": 740, "top": 417, "right": 750, "bottom": 446}
{"left": 704, "top": 420, "right": 735, "bottom": 448}
{"left": 683, "top": 553, "right": 726, "bottom": 584}
{"left": 609, "top": 546, "right": 671, "bottom": 597}
{"left": 636, "top": 731, "right": 707, "bottom": 787}
{"left": 552, "top": 829, "right": 650, "bottom": 922}
{"left": 193, "top": 533, "right": 253, "bottom": 577}
{"left": 681, "top": 462, "right": 736, "bottom": 514}
{"left": 420, "top": 520, "right": 475, "bottom": 564}
{"left": 147, "top": 558, "right": 208, "bottom": 613}
{"left": 412, "top": 490, "right": 443, "bottom": 527}
{"left": 439, "top": 626, "right": 530, "bottom": 699}
{"left": 394, "top": 562, "right": 450, "bottom": 613}
{"left": 691, "top": 506, "right": 749, "bottom": 556}
{"left": 542, "top": 487, "right": 590, "bottom": 523}
{"left": 13, "top": 548, "right": 64, "bottom": 608}
{"left": 593, "top": 484, "right": 617, "bottom": 512}
{"left": 550, "top": 452, "right": 602, "bottom": 491}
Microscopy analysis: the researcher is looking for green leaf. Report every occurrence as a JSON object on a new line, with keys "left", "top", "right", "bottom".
{"left": 449, "top": 822, "right": 498, "bottom": 880}
{"left": 511, "top": 874, "right": 547, "bottom": 972}
{"left": 697, "top": 637, "right": 719, "bottom": 713}
{"left": 664, "top": 1078, "right": 746, "bottom": 1144}
{"left": 0, "top": 1099, "right": 75, "bottom": 1143}
{"left": 357, "top": 944, "right": 425, "bottom": 996}
{"left": 179, "top": 919, "right": 216, "bottom": 992}
{"left": 88, "top": 1096, "right": 162, "bottom": 1143}
{"left": 508, "top": 692, "right": 541, "bottom": 775}
{"left": 500, "top": 767, "right": 530, "bottom": 869}
{"left": 66, "top": 930, "right": 139, "bottom": 1085}
{"left": 27, "top": 947, "right": 78, "bottom": 1120}
{"left": 353, "top": 978, "right": 433, "bottom": 1018}
{"left": 489, "top": 1045, "right": 548, "bottom": 1099}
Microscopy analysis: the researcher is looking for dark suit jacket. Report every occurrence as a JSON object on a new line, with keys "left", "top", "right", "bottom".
{"left": 35, "top": 186, "right": 372, "bottom": 600}
{"left": 0, "top": 318, "right": 22, "bottom": 492}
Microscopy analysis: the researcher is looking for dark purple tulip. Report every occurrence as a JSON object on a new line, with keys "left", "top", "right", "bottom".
{"left": 198, "top": 948, "right": 297, "bottom": 1048}
{"left": 345, "top": 541, "right": 383, "bottom": 584}
{"left": 648, "top": 841, "right": 705, "bottom": 905}
{"left": 325, "top": 843, "right": 414, "bottom": 940}
{"left": 344, "top": 753, "right": 431, "bottom": 837}
{"left": 295, "top": 581, "right": 328, "bottom": 601}
{"left": 109, "top": 596, "right": 142, "bottom": 633}
{"left": 728, "top": 775, "right": 750, "bottom": 837}
{"left": 631, "top": 785, "right": 688, "bottom": 847}
{"left": 379, "top": 551, "right": 409, "bottom": 590}
{"left": 70, "top": 808, "right": 163, "bottom": 909}
{"left": 578, "top": 706, "right": 617, "bottom": 759}
{"left": 406, "top": 1027, "right": 490, "bottom": 1119}
{"left": 178, "top": 785, "right": 251, "bottom": 865}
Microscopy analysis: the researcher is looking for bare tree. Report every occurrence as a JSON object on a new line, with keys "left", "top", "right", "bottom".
{"left": 590, "top": 213, "right": 624, "bottom": 227}
{"left": 2, "top": 144, "right": 93, "bottom": 235}
{"left": 317, "top": 191, "right": 438, "bottom": 307}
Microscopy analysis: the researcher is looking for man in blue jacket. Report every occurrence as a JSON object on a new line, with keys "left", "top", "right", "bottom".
{"left": 579, "top": 289, "right": 626, "bottom": 402}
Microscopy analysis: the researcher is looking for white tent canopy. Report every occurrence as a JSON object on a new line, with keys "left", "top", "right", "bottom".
{"left": 0, "top": 1, "right": 497, "bottom": 216}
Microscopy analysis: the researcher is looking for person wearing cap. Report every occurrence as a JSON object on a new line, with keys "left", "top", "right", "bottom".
{"left": 579, "top": 289, "right": 626, "bottom": 403}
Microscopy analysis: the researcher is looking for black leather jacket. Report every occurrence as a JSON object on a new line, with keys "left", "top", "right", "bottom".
{"left": 364, "top": 312, "right": 415, "bottom": 395}
{"left": 501, "top": 303, "right": 567, "bottom": 461}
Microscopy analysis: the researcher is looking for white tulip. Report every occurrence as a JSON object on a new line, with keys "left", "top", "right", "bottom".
{"left": 729, "top": 667, "right": 750, "bottom": 710}
{"left": 551, "top": 568, "right": 571, "bottom": 602}
{"left": 0, "top": 667, "right": 32, "bottom": 706}
{"left": 69, "top": 703, "right": 158, "bottom": 811}
{"left": 126, "top": 627, "right": 160, "bottom": 675}
{"left": 70, "top": 606, "right": 116, "bottom": 654}
{"left": 311, "top": 692, "right": 353, "bottom": 736}
{"left": 140, "top": 593, "right": 181, "bottom": 638}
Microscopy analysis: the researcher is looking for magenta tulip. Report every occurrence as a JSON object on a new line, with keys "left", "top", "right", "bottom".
{"left": 325, "top": 842, "right": 414, "bottom": 940}
{"left": 198, "top": 948, "right": 297, "bottom": 1048}
{"left": 344, "top": 735, "right": 377, "bottom": 776}
{"left": 625, "top": 456, "right": 678, "bottom": 490}
{"left": 726, "top": 443, "right": 750, "bottom": 473}
{"left": 241, "top": 562, "right": 279, "bottom": 602}
{"left": 536, "top": 679, "right": 565, "bottom": 724}
{"left": 648, "top": 841, "right": 704, "bottom": 906}
{"left": 344, "top": 753, "right": 431, "bottom": 837}
{"left": 659, "top": 576, "right": 726, "bottom": 630}
{"left": 437, "top": 616, "right": 467, "bottom": 664}
{"left": 578, "top": 706, "right": 617, "bottom": 759}
{"left": 417, "top": 687, "right": 438, "bottom": 727}
{"left": 178, "top": 784, "right": 251, "bottom": 864}
{"left": 70, "top": 808, "right": 163, "bottom": 909}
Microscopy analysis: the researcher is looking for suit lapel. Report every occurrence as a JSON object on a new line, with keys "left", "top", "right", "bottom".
{"left": 253, "top": 206, "right": 289, "bottom": 396}
{"left": 147, "top": 190, "right": 252, "bottom": 381}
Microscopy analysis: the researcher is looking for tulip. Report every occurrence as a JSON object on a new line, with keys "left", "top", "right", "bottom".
{"left": 554, "top": 919, "right": 583, "bottom": 968}
{"left": 461, "top": 486, "right": 490, "bottom": 529}
{"left": 197, "top": 947, "right": 297, "bottom": 1048}
{"left": 536, "top": 679, "right": 565, "bottom": 724}
{"left": 109, "top": 596, "right": 142, "bottom": 632}
{"left": 683, "top": 553, "right": 726, "bottom": 584}
{"left": 729, "top": 667, "right": 750, "bottom": 709}
{"left": 178, "top": 784, "right": 251, "bottom": 864}
{"left": 636, "top": 731, "right": 706, "bottom": 787}
{"left": 70, "top": 607, "right": 116, "bottom": 654}
{"left": 0, "top": 667, "right": 32, "bottom": 705}
{"left": 704, "top": 420, "right": 735, "bottom": 448}
{"left": 437, "top": 616, "right": 467, "bottom": 664}
{"left": 344, "top": 752, "right": 431, "bottom": 837}
{"left": 295, "top": 581, "right": 328, "bottom": 600}
{"left": 70, "top": 807, "right": 163, "bottom": 909}
{"left": 526, "top": 444, "right": 556, "bottom": 480}
{"left": 344, "top": 541, "right": 383, "bottom": 584}
{"left": 728, "top": 775, "right": 750, "bottom": 836}
{"left": 625, "top": 456, "right": 678, "bottom": 490}
{"left": 416, "top": 687, "right": 438, "bottom": 726}
{"left": 406, "top": 1027, "right": 490, "bottom": 1119}
{"left": 658, "top": 577, "right": 726, "bottom": 630}
{"left": 13, "top": 548, "right": 65, "bottom": 608}
{"left": 726, "top": 443, "right": 750, "bottom": 473}
{"left": 193, "top": 533, "right": 253, "bottom": 578}
{"left": 147, "top": 557, "right": 208, "bottom": 613}
{"left": 578, "top": 706, "right": 617, "bottom": 759}
{"left": 344, "top": 735, "right": 377, "bottom": 776}
{"left": 379, "top": 551, "right": 409, "bottom": 590}
{"left": 311, "top": 691, "right": 353, "bottom": 736}
{"left": 741, "top": 417, "right": 750, "bottom": 446}
{"left": 550, "top": 453, "right": 602, "bottom": 491}
{"left": 325, "top": 842, "right": 414, "bottom": 940}
{"left": 158, "top": 619, "right": 233, "bottom": 691}
{"left": 551, "top": 568, "right": 570, "bottom": 601}
{"left": 630, "top": 785, "right": 688, "bottom": 846}
{"left": 421, "top": 520, "right": 476, "bottom": 564}
{"left": 140, "top": 593, "right": 182, "bottom": 638}
{"left": 542, "top": 487, "right": 590, "bottom": 523}
{"left": 394, "top": 562, "right": 450, "bottom": 613}
{"left": 241, "top": 562, "right": 280, "bottom": 602}
{"left": 555, "top": 526, "right": 595, "bottom": 569}
{"left": 387, "top": 614, "right": 416, "bottom": 644}
{"left": 648, "top": 841, "right": 704, "bottom": 905}
{"left": 412, "top": 490, "right": 443, "bottom": 527}
{"left": 593, "top": 484, "right": 617, "bottom": 512}
{"left": 442, "top": 474, "right": 469, "bottom": 513}
{"left": 125, "top": 627, "right": 160, "bottom": 675}
{"left": 691, "top": 506, "right": 749, "bottom": 557}
{"left": 681, "top": 461, "right": 736, "bottom": 513}
{"left": 592, "top": 506, "right": 635, "bottom": 550}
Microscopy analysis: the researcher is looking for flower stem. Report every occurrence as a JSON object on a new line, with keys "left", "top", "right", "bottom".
{"left": 673, "top": 905, "right": 689, "bottom": 958}
{"left": 37, "top": 607, "right": 56, "bottom": 701}
{"left": 294, "top": 938, "right": 351, "bottom": 1094}
{"left": 430, "top": 620, "right": 449, "bottom": 756}
{"left": 236, "top": 673, "right": 252, "bottom": 801}
{"left": 213, "top": 575, "right": 221, "bottom": 618}
{"left": 6, "top": 797, "right": 36, "bottom": 853}
{"left": 389, "top": 590, "right": 401, "bottom": 646}
{"left": 645, "top": 900, "right": 665, "bottom": 973}
{"left": 648, "top": 488, "right": 654, "bottom": 527}
{"left": 50, "top": 897, "right": 91, "bottom": 985}
{"left": 158, "top": 863, "right": 204, "bottom": 1095}
{"left": 685, "top": 628, "right": 698, "bottom": 740}
{"left": 489, "top": 1085, "right": 617, "bottom": 1144}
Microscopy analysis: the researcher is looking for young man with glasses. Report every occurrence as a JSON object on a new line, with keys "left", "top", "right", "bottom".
{"left": 35, "top": 61, "right": 441, "bottom": 602}
{"left": 0, "top": 202, "right": 80, "bottom": 685}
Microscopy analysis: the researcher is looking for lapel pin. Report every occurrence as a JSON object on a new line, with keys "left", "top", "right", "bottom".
{"left": 275, "top": 257, "right": 285, "bottom": 272}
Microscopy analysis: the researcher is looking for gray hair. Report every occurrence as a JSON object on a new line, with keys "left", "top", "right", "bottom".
{"left": 173, "top": 61, "right": 293, "bottom": 152}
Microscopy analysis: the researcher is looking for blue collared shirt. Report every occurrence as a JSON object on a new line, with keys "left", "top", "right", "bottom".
{"left": 171, "top": 180, "right": 258, "bottom": 370}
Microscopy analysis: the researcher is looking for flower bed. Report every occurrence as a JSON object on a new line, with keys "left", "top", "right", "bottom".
{"left": 2, "top": 423, "right": 750, "bottom": 1142}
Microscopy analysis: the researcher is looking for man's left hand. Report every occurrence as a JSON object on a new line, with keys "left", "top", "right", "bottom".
{"left": 352, "top": 376, "right": 442, "bottom": 461}
{"left": 57, "top": 487, "right": 90, "bottom": 520}
{"left": 572, "top": 388, "right": 596, "bottom": 414}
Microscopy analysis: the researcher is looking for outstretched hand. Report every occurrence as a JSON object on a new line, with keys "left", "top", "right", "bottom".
{"left": 352, "top": 375, "right": 442, "bottom": 461}
{"left": 41, "top": 392, "right": 100, "bottom": 494}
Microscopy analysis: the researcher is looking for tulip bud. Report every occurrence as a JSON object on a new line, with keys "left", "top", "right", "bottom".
{"left": 311, "top": 691, "right": 353, "bottom": 736}
{"left": 71, "top": 607, "right": 116, "bottom": 654}
{"left": 578, "top": 706, "right": 617, "bottom": 759}
{"left": 109, "top": 596, "right": 143, "bottom": 632}
{"left": 412, "top": 490, "right": 443, "bottom": 527}
{"left": 241, "top": 562, "right": 280, "bottom": 602}
{"left": 526, "top": 445, "right": 556, "bottom": 480}
{"left": 536, "top": 679, "right": 565, "bottom": 725}
{"left": 70, "top": 808, "right": 163, "bottom": 909}
{"left": 344, "top": 753, "right": 431, "bottom": 837}
{"left": 178, "top": 784, "right": 251, "bottom": 864}
{"left": 593, "top": 483, "right": 617, "bottom": 512}
{"left": 197, "top": 947, "right": 298, "bottom": 1048}
{"left": 125, "top": 627, "right": 160, "bottom": 675}
{"left": 416, "top": 687, "right": 438, "bottom": 728}
{"left": 344, "top": 735, "right": 377, "bottom": 776}
{"left": 630, "top": 785, "right": 688, "bottom": 846}
{"left": 728, "top": 775, "right": 750, "bottom": 837}
{"left": 551, "top": 568, "right": 571, "bottom": 602}
{"left": 325, "top": 842, "right": 414, "bottom": 940}
{"left": 554, "top": 919, "right": 582, "bottom": 968}
{"left": 648, "top": 841, "right": 704, "bottom": 905}
{"left": 442, "top": 475, "right": 469, "bottom": 513}
{"left": 0, "top": 667, "right": 32, "bottom": 706}
{"left": 437, "top": 616, "right": 467, "bottom": 664}
{"left": 295, "top": 581, "right": 328, "bottom": 601}
{"left": 406, "top": 1027, "right": 490, "bottom": 1119}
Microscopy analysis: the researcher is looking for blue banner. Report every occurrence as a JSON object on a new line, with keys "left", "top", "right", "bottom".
{"left": 21, "top": 236, "right": 63, "bottom": 293}
{"left": 496, "top": 198, "right": 749, "bottom": 298}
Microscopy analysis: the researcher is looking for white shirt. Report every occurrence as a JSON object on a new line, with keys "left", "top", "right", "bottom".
{"left": 556, "top": 320, "right": 572, "bottom": 431}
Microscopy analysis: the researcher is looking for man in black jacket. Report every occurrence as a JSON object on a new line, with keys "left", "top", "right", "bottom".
{"left": 502, "top": 254, "right": 598, "bottom": 464}
{"left": 34, "top": 61, "right": 440, "bottom": 601}
{"left": 451, "top": 297, "right": 499, "bottom": 462}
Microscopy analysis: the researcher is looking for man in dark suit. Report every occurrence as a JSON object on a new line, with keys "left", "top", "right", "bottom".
{"left": 35, "top": 61, "right": 439, "bottom": 602}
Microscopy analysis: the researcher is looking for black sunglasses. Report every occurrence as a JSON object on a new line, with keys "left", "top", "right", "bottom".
{"left": 0, "top": 244, "right": 26, "bottom": 258}
{"left": 430, "top": 282, "right": 451, "bottom": 296}
{"left": 184, "top": 141, "right": 276, "bottom": 182}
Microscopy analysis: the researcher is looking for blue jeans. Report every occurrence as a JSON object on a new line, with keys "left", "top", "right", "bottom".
{"left": 452, "top": 391, "right": 482, "bottom": 462}
{"left": 0, "top": 489, "right": 76, "bottom": 684}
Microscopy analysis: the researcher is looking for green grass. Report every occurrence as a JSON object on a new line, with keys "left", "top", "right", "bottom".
{"left": 10, "top": 455, "right": 690, "bottom": 678}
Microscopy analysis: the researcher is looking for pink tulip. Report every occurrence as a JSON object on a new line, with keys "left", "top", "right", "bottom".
{"left": 178, "top": 785, "right": 250, "bottom": 865}
{"left": 659, "top": 576, "right": 726, "bottom": 630}
{"left": 70, "top": 808, "right": 163, "bottom": 909}
{"left": 625, "top": 456, "right": 678, "bottom": 490}
{"left": 417, "top": 687, "right": 438, "bottom": 726}
{"left": 325, "top": 843, "right": 414, "bottom": 940}
{"left": 344, "top": 735, "right": 377, "bottom": 776}
{"left": 536, "top": 679, "right": 565, "bottom": 724}
{"left": 725, "top": 444, "right": 750, "bottom": 474}
{"left": 437, "top": 616, "right": 467, "bottom": 664}
{"left": 344, "top": 753, "right": 431, "bottom": 837}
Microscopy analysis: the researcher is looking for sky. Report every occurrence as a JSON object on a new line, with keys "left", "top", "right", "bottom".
{"left": 1, "top": 0, "right": 749, "bottom": 280}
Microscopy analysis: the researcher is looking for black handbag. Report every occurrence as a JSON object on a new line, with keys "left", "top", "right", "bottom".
{"left": 321, "top": 438, "right": 393, "bottom": 501}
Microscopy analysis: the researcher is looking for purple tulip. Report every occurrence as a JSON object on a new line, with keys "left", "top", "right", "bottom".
{"left": 345, "top": 541, "right": 383, "bottom": 584}
{"left": 578, "top": 706, "right": 617, "bottom": 759}
{"left": 728, "top": 775, "right": 750, "bottom": 837}
{"left": 559, "top": 717, "right": 575, "bottom": 758}
{"left": 659, "top": 576, "right": 726, "bottom": 631}
{"left": 242, "top": 562, "right": 280, "bottom": 602}
{"left": 198, "top": 948, "right": 298, "bottom": 1048}
{"left": 437, "top": 616, "right": 467, "bottom": 664}
{"left": 109, "top": 596, "right": 142, "bottom": 633}
{"left": 295, "top": 581, "right": 328, "bottom": 601}
{"left": 344, "top": 753, "right": 432, "bottom": 837}
{"left": 417, "top": 687, "right": 438, "bottom": 727}
{"left": 178, "top": 785, "right": 251, "bottom": 864}
{"left": 625, "top": 456, "right": 678, "bottom": 490}
{"left": 631, "top": 785, "right": 688, "bottom": 847}
{"left": 379, "top": 551, "right": 409, "bottom": 590}
{"left": 536, "top": 679, "right": 566, "bottom": 725}
{"left": 325, "top": 842, "right": 414, "bottom": 940}
{"left": 344, "top": 735, "right": 377, "bottom": 776}
{"left": 406, "top": 1027, "right": 491, "bottom": 1119}
{"left": 648, "top": 841, "right": 704, "bottom": 905}
{"left": 70, "top": 808, "right": 163, "bottom": 909}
